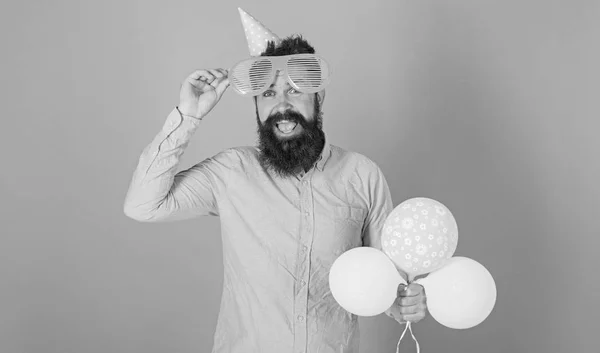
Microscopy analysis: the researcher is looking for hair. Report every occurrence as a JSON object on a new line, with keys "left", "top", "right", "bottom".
{"left": 261, "top": 34, "right": 315, "bottom": 56}
{"left": 253, "top": 34, "right": 319, "bottom": 105}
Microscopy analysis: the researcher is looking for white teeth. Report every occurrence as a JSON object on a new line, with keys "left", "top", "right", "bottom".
{"left": 277, "top": 121, "right": 297, "bottom": 133}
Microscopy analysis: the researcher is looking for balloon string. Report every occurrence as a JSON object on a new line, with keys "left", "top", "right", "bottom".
{"left": 395, "top": 321, "right": 420, "bottom": 353}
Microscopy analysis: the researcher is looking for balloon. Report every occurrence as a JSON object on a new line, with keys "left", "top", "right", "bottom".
{"left": 382, "top": 197, "right": 458, "bottom": 280}
{"left": 329, "top": 247, "right": 405, "bottom": 316}
{"left": 416, "top": 256, "right": 496, "bottom": 329}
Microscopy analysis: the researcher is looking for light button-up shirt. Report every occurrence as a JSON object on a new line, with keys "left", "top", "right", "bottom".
{"left": 124, "top": 108, "right": 394, "bottom": 353}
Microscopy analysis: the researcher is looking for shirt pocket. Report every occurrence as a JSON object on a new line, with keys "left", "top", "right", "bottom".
{"left": 333, "top": 206, "right": 367, "bottom": 227}
{"left": 313, "top": 205, "right": 368, "bottom": 257}
{"left": 332, "top": 206, "right": 367, "bottom": 252}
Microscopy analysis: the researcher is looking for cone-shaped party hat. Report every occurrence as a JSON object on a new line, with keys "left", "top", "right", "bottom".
{"left": 238, "top": 7, "right": 281, "bottom": 56}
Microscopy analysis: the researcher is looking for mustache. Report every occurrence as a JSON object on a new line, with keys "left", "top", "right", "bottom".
{"left": 265, "top": 110, "right": 308, "bottom": 127}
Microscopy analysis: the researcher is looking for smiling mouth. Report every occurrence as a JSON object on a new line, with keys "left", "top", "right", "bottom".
{"left": 276, "top": 121, "right": 299, "bottom": 134}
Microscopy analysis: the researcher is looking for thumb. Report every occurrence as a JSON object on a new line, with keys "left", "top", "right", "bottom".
{"left": 397, "top": 283, "right": 407, "bottom": 297}
{"left": 215, "top": 77, "right": 230, "bottom": 97}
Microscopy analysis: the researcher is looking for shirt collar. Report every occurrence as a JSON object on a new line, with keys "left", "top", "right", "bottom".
{"left": 315, "top": 131, "right": 331, "bottom": 172}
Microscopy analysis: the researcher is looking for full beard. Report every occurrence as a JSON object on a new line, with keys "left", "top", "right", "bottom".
{"left": 256, "top": 101, "right": 325, "bottom": 178}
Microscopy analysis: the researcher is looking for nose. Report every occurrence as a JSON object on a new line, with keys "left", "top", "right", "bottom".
{"left": 270, "top": 72, "right": 294, "bottom": 114}
{"left": 274, "top": 100, "right": 293, "bottom": 114}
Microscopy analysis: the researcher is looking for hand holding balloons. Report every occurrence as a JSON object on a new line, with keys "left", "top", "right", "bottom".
{"left": 386, "top": 282, "right": 427, "bottom": 324}
{"left": 383, "top": 197, "right": 496, "bottom": 330}
{"left": 330, "top": 196, "right": 497, "bottom": 336}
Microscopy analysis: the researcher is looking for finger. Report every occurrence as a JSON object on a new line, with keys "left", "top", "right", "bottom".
{"left": 185, "top": 70, "right": 216, "bottom": 90}
{"left": 398, "top": 295, "right": 421, "bottom": 307}
{"left": 204, "top": 72, "right": 217, "bottom": 84}
{"left": 208, "top": 69, "right": 229, "bottom": 90}
{"left": 207, "top": 68, "right": 225, "bottom": 79}
{"left": 188, "top": 70, "right": 212, "bottom": 81}
{"left": 386, "top": 302, "right": 401, "bottom": 318}
{"left": 386, "top": 309, "right": 406, "bottom": 325}
{"left": 399, "top": 303, "right": 427, "bottom": 318}
{"left": 192, "top": 70, "right": 217, "bottom": 84}
{"left": 398, "top": 303, "right": 423, "bottom": 315}
{"left": 216, "top": 68, "right": 229, "bottom": 77}
{"left": 397, "top": 283, "right": 407, "bottom": 297}
{"left": 214, "top": 77, "right": 230, "bottom": 97}
{"left": 401, "top": 283, "right": 424, "bottom": 297}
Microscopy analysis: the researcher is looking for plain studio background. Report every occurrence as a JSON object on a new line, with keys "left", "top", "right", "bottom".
{"left": 1, "top": 0, "right": 598, "bottom": 352}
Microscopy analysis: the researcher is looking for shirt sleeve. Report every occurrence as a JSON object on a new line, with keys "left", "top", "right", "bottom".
{"left": 361, "top": 160, "right": 394, "bottom": 250}
{"left": 359, "top": 161, "right": 403, "bottom": 319}
{"left": 363, "top": 162, "right": 395, "bottom": 318}
{"left": 123, "top": 107, "right": 234, "bottom": 222}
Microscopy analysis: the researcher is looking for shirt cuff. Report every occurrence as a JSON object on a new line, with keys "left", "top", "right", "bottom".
{"left": 160, "top": 107, "right": 202, "bottom": 136}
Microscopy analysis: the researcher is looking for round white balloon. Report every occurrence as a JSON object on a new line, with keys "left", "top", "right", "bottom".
{"left": 418, "top": 257, "right": 496, "bottom": 329}
{"left": 329, "top": 247, "right": 405, "bottom": 316}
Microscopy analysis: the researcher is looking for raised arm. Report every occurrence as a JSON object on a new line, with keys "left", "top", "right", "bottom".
{"left": 123, "top": 69, "right": 231, "bottom": 222}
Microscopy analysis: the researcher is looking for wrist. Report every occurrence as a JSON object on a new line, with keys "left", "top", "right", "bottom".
{"left": 176, "top": 106, "right": 203, "bottom": 120}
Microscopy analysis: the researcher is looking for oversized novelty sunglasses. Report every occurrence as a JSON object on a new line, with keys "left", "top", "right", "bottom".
{"left": 229, "top": 54, "right": 332, "bottom": 96}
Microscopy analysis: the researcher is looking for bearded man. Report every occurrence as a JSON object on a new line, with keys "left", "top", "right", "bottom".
{"left": 124, "top": 8, "right": 426, "bottom": 353}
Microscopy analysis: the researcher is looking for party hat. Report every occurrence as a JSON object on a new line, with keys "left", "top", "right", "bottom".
{"left": 238, "top": 7, "right": 281, "bottom": 56}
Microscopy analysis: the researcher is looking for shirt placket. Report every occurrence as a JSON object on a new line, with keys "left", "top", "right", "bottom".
{"left": 294, "top": 173, "right": 314, "bottom": 353}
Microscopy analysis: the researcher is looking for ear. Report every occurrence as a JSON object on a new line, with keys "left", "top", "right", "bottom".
{"left": 317, "top": 89, "right": 326, "bottom": 106}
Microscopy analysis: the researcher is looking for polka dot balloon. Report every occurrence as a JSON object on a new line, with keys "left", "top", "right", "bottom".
{"left": 381, "top": 197, "right": 458, "bottom": 281}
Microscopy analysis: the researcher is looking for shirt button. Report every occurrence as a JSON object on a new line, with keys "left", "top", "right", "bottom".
{"left": 305, "top": 211, "right": 309, "bottom": 216}
{"left": 300, "top": 280, "right": 306, "bottom": 286}
{"left": 297, "top": 315, "right": 304, "bottom": 322}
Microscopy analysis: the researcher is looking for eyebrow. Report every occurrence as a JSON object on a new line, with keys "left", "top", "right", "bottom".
{"left": 267, "top": 81, "right": 295, "bottom": 89}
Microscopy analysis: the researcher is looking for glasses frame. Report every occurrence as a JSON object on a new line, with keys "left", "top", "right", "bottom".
{"left": 229, "top": 53, "right": 332, "bottom": 96}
